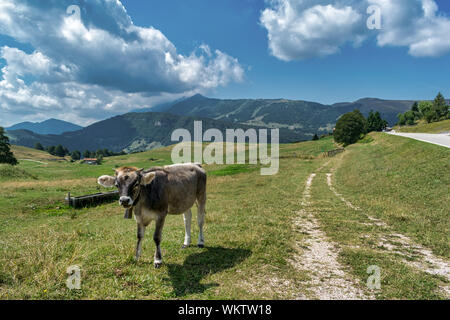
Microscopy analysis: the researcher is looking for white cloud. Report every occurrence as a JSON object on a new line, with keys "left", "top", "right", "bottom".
{"left": 260, "top": 0, "right": 366, "bottom": 61}
{"left": 370, "top": 0, "right": 450, "bottom": 57}
{"left": 261, "top": 0, "right": 450, "bottom": 61}
{"left": 0, "top": 0, "right": 244, "bottom": 125}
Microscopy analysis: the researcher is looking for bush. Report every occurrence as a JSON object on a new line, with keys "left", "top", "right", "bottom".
{"left": 334, "top": 110, "right": 368, "bottom": 146}
{"left": 0, "top": 127, "right": 18, "bottom": 166}
{"left": 397, "top": 93, "right": 449, "bottom": 126}
{"left": 71, "top": 150, "right": 81, "bottom": 161}
{"left": 0, "top": 164, "right": 37, "bottom": 180}
{"left": 34, "top": 142, "right": 44, "bottom": 151}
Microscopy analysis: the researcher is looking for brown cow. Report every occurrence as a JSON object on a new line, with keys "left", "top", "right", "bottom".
{"left": 97, "top": 163, "right": 207, "bottom": 268}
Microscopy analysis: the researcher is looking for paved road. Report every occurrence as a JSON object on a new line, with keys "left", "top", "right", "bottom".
{"left": 387, "top": 132, "right": 450, "bottom": 148}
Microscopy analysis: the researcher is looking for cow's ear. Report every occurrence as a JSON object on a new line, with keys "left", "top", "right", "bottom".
{"left": 141, "top": 172, "right": 156, "bottom": 185}
{"left": 98, "top": 175, "right": 115, "bottom": 188}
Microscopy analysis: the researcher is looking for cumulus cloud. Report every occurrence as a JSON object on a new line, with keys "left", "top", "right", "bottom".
{"left": 261, "top": 0, "right": 450, "bottom": 61}
{"left": 260, "top": 0, "right": 365, "bottom": 61}
{"left": 0, "top": 0, "right": 244, "bottom": 125}
{"left": 370, "top": 0, "right": 450, "bottom": 57}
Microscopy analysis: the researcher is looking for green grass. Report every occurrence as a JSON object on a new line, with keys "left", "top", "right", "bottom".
{"left": 0, "top": 164, "right": 38, "bottom": 181}
{"left": 335, "top": 133, "right": 449, "bottom": 258}
{"left": 308, "top": 163, "right": 445, "bottom": 299}
{"left": 395, "top": 119, "right": 450, "bottom": 133}
{"left": 0, "top": 139, "right": 334, "bottom": 299}
{"left": 208, "top": 164, "right": 260, "bottom": 176}
{"left": 0, "top": 134, "right": 448, "bottom": 300}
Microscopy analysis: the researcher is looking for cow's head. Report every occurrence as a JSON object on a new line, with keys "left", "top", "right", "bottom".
{"left": 97, "top": 167, "right": 156, "bottom": 208}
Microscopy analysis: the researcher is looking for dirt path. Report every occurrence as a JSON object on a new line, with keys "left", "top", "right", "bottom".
{"left": 18, "top": 159, "right": 48, "bottom": 165}
{"left": 292, "top": 171, "right": 372, "bottom": 300}
{"left": 326, "top": 171, "right": 450, "bottom": 297}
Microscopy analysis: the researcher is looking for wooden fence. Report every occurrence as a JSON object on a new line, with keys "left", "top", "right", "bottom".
{"left": 323, "top": 148, "right": 345, "bottom": 157}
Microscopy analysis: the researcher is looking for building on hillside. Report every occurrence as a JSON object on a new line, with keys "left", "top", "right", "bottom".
{"left": 82, "top": 158, "right": 98, "bottom": 165}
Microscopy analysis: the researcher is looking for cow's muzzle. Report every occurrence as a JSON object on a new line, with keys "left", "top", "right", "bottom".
{"left": 119, "top": 196, "right": 133, "bottom": 208}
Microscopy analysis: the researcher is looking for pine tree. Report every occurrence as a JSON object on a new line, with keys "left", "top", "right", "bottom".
{"left": 71, "top": 150, "right": 81, "bottom": 161}
{"left": 0, "top": 127, "right": 18, "bottom": 166}
{"left": 55, "top": 145, "right": 66, "bottom": 157}
{"left": 433, "top": 92, "right": 447, "bottom": 119}
{"left": 47, "top": 145, "right": 56, "bottom": 155}
{"left": 368, "top": 111, "right": 386, "bottom": 132}
{"left": 35, "top": 142, "right": 44, "bottom": 151}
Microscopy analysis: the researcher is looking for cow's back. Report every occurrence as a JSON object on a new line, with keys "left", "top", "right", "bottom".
{"left": 163, "top": 163, "right": 206, "bottom": 214}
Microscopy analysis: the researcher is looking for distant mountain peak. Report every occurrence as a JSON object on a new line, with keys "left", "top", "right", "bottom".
{"left": 189, "top": 93, "right": 207, "bottom": 100}
{"left": 6, "top": 118, "right": 83, "bottom": 135}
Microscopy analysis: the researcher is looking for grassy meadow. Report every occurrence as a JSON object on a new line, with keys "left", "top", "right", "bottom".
{"left": 309, "top": 133, "right": 449, "bottom": 299}
{"left": 0, "top": 138, "right": 334, "bottom": 299}
{"left": 395, "top": 119, "right": 450, "bottom": 133}
{"left": 0, "top": 134, "right": 448, "bottom": 299}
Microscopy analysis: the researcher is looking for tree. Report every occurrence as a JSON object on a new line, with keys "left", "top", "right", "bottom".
{"left": 334, "top": 110, "right": 368, "bottom": 146}
{"left": 433, "top": 92, "right": 447, "bottom": 119}
{"left": 35, "top": 142, "right": 44, "bottom": 151}
{"left": 404, "top": 110, "right": 416, "bottom": 126}
{"left": 411, "top": 101, "right": 419, "bottom": 113}
{"left": 312, "top": 134, "right": 319, "bottom": 141}
{"left": 47, "top": 145, "right": 56, "bottom": 155}
{"left": 71, "top": 150, "right": 81, "bottom": 161}
{"left": 83, "top": 150, "right": 91, "bottom": 158}
{"left": 54, "top": 145, "right": 66, "bottom": 157}
{"left": 424, "top": 110, "right": 436, "bottom": 123}
{"left": 397, "top": 113, "right": 406, "bottom": 126}
{"left": 418, "top": 101, "right": 433, "bottom": 117}
{"left": 0, "top": 127, "right": 18, "bottom": 166}
{"left": 367, "top": 110, "right": 386, "bottom": 132}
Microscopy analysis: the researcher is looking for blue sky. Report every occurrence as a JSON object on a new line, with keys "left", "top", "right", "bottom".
{"left": 123, "top": 0, "right": 450, "bottom": 103}
{"left": 0, "top": 0, "right": 449, "bottom": 126}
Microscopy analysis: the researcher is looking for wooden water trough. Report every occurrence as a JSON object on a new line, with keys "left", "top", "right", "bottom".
{"left": 65, "top": 191, "right": 119, "bottom": 209}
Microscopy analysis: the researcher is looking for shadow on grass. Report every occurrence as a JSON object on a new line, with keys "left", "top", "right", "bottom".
{"left": 165, "top": 246, "right": 251, "bottom": 297}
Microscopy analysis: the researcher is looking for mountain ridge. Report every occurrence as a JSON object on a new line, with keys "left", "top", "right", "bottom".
{"left": 165, "top": 94, "right": 416, "bottom": 130}
{"left": 7, "top": 94, "right": 443, "bottom": 153}
{"left": 5, "top": 118, "right": 83, "bottom": 135}
{"left": 6, "top": 111, "right": 305, "bottom": 153}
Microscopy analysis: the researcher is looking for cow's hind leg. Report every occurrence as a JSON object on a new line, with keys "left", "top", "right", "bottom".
{"left": 153, "top": 216, "right": 166, "bottom": 268}
{"left": 196, "top": 196, "right": 206, "bottom": 248}
{"left": 182, "top": 209, "right": 192, "bottom": 249}
{"left": 135, "top": 224, "right": 145, "bottom": 261}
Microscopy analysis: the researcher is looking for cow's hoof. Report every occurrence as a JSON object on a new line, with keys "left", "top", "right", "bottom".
{"left": 181, "top": 244, "right": 189, "bottom": 249}
{"left": 197, "top": 244, "right": 204, "bottom": 248}
{"left": 154, "top": 261, "right": 162, "bottom": 268}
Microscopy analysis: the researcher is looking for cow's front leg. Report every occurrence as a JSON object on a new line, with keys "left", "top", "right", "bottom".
{"left": 153, "top": 216, "right": 166, "bottom": 268}
{"left": 182, "top": 209, "right": 192, "bottom": 249}
{"left": 135, "top": 224, "right": 145, "bottom": 261}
